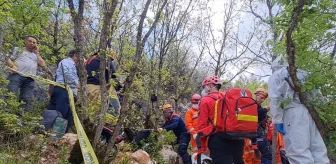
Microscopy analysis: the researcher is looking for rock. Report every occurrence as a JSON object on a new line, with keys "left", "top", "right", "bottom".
{"left": 160, "top": 145, "right": 183, "bottom": 164}
{"left": 60, "top": 133, "right": 77, "bottom": 147}
{"left": 130, "top": 150, "right": 153, "bottom": 164}
{"left": 113, "top": 150, "right": 154, "bottom": 164}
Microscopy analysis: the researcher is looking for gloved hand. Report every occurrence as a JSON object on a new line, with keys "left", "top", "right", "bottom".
{"left": 192, "top": 134, "right": 197, "bottom": 140}
{"left": 276, "top": 124, "right": 286, "bottom": 135}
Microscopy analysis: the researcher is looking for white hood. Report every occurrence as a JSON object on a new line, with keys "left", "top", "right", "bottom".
{"left": 271, "top": 55, "right": 288, "bottom": 72}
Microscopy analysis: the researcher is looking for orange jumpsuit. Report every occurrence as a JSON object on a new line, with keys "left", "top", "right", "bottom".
{"left": 276, "top": 133, "right": 284, "bottom": 163}
{"left": 243, "top": 139, "right": 261, "bottom": 164}
{"left": 243, "top": 124, "right": 285, "bottom": 164}
{"left": 185, "top": 107, "right": 200, "bottom": 152}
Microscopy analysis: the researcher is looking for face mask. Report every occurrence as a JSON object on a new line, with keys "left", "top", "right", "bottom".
{"left": 201, "top": 89, "right": 207, "bottom": 97}
{"left": 192, "top": 104, "right": 199, "bottom": 110}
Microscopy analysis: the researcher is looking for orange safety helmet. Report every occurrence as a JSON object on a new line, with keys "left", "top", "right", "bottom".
{"left": 191, "top": 94, "right": 201, "bottom": 104}
{"left": 162, "top": 104, "right": 173, "bottom": 111}
{"left": 255, "top": 88, "right": 268, "bottom": 98}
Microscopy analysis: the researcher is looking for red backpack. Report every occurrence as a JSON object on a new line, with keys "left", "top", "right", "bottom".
{"left": 207, "top": 88, "right": 258, "bottom": 138}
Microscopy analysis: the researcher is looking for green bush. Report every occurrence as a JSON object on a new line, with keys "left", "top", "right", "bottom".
{"left": 130, "top": 130, "right": 176, "bottom": 162}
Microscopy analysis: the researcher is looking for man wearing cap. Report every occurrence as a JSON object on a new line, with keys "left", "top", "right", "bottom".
{"left": 158, "top": 104, "right": 191, "bottom": 164}
{"left": 255, "top": 88, "right": 272, "bottom": 164}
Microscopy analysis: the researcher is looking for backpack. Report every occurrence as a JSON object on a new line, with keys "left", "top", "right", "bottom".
{"left": 207, "top": 88, "right": 258, "bottom": 139}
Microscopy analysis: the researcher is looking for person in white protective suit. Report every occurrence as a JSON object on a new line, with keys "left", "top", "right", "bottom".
{"left": 268, "top": 55, "right": 330, "bottom": 164}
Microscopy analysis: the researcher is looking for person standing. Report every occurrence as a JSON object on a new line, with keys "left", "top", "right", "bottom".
{"left": 268, "top": 55, "right": 329, "bottom": 164}
{"left": 6, "top": 36, "right": 52, "bottom": 111}
{"left": 85, "top": 51, "right": 120, "bottom": 121}
{"left": 185, "top": 94, "right": 203, "bottom": 153}
{"left": 198, "top": 76, "right": 244, "bottom": 164}
{"left": 47, "top": 49, "right": 79, "bottom": 132}
{"left": 243, "top": 88, "right": 272, "bottom": 164}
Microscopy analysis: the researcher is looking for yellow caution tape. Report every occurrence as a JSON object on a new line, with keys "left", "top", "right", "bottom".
{"left": 6, "top": 66, "right": 65, "bottom": 88}
{"left": 6, "top": 67, "right": 99, "bottom": 164}
{"left": 66, "top": 86, "right": 99, "bottom": 163}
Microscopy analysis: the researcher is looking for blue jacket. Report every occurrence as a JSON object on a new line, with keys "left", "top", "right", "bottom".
{"left": 85, "top": 55, "right": 116, "bottom": 85}
{"left": 162, "top": 113, "right": 188, "bottom": 138}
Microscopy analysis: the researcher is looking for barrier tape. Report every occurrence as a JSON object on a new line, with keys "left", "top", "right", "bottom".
{"left": 66, "top": 85, "right": 99, "bottom": 163}
{"left": 6, "top": 67, "right": 99, "bottom": 164}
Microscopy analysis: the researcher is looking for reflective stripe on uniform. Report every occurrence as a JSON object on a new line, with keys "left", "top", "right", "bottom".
{"left": 244, "top": 150, "right": 255, "bottom": 154}
{"left": 237, "top": 114, "right": 258, "bottom": 122}
{"left": 213, "top": 100, "right": 219, "bottom": 126}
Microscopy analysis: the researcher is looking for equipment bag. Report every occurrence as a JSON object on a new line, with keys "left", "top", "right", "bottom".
{"left": 207, "top": 88, "right": 258, "bottom": 138}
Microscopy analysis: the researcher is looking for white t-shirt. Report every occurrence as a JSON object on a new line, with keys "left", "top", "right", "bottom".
{"left": 10, "top": 47, "right": 38, "bottom": 75}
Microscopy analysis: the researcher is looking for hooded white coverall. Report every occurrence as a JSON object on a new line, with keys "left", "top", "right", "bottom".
{"left": 268, "top": 56, "right": 329, "bottom": 164}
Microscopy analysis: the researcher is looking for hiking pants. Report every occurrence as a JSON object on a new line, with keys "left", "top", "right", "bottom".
{"left": 178, "top": 133, "right": 192, "bottom": 164}
{"left": 208, "top": 132, "right": 245, "bottom": 164}
{"left": 7, "top": 74, "right": 34, "bottom": 111}
{"left": 47, "top": 86, "right": 73, "bottom": 132}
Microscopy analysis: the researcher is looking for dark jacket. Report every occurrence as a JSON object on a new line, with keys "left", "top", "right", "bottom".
{"left": 162, "top": 113, "right": 188, "bottom": 138}
{"left": 85, "top": 55, "right": 116, "bottom": 85}
{"left": 257, "top": 104, "right": 268, "bottom": 123}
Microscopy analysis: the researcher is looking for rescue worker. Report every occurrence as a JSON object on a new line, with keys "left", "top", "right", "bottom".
{"left": 185, "top": 94, "right": 203, "bottom": 153}
{"left": 243, "top": 88, "right": 272, "bottom": 164}
{"left": 198, "top": 76, "right": 244, "bottom": 164}
{"left": 158, "top": 104, "right": 191, "bottom": 164}
{"left": 255, "top": 88, "right": 272, "bottom": 164}
{"left": 243, "top": 139, "right": 261, "bottom": 164}
{"left": 85, "top": 50, "right": 120, "bottom": 124}
{"left": 268, "top": 55, "right": 329, "bottom": 163}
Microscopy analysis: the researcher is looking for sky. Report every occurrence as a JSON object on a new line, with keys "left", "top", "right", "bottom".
{"left": 206, "top": 0, "right": 273, "bottom": 82}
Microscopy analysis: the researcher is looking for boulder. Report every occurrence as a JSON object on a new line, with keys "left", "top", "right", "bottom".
{"left": 160, "top": 145, "right": 183, "bottom": 164}
{"left": 60, "top": 133, "right": 77, "bottom": 148}
{"left": 113, "top": 150, "right": 154, "bottom": 164}
{"left": 130, "top": 150, "right": 153, "bottom": 164}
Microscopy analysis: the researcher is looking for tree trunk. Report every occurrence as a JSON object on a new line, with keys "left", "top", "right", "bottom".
{"left": 285, "top": 0, "right": 336, "bottom": 162}
{"left": 272, "top": 128, "right": 277, "bottom": 164}
{"left": 0, "top": 25, "right": 3, "bottom": 51}
{"left": 104, "top": 0, "right": 168, "bottom": 162}
{"left": 67, "top": 0, "right": 89, "bottom": 121}
{"left": 285, "top": 0, "right": 329, "bottom": 137}
{"left": 93, "top": 0, "right": 119, "bottom": 149}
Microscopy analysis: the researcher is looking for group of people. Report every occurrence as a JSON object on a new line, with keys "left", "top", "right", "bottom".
{"left": 157, "top": 56, "right": 330, "bottom": 164}
{"left": 5, "top": 36, "right": 331, "bottom": 164}
{"left": 5, "top": 36, "right": 123, "bottom": 132}
{"left": 156, "top": 84, "right": 273, "bottom": 164}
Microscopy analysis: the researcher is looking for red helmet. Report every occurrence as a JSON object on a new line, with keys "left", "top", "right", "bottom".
{"left": 202, "top": 76, "right": 222, "bottom": 86}
{"left": 191, "top": 94, "right": 201, "bottom": 104}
